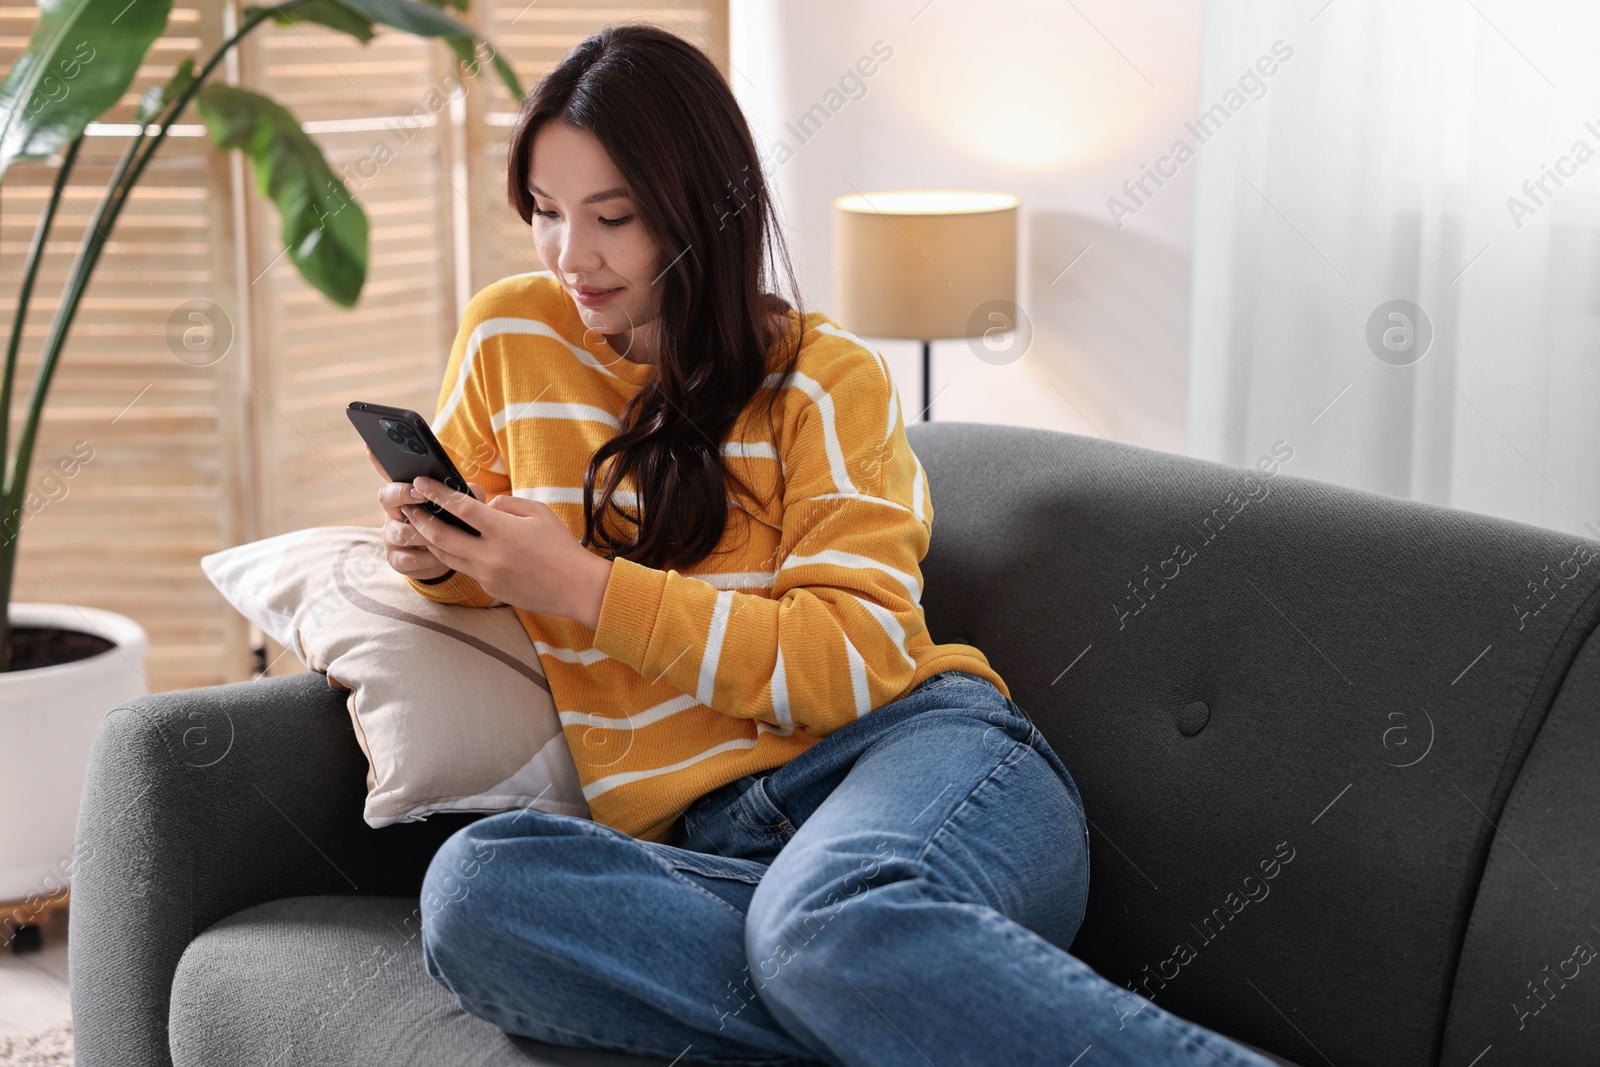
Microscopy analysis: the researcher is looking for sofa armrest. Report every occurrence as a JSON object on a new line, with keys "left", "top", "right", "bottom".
{"left": 68, "top": 670, "right": 482, "bottom": 1067}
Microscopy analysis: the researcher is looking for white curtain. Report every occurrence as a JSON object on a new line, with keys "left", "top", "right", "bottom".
{"left": 1190, "top": 0, "right": 1600, "bottom": 541}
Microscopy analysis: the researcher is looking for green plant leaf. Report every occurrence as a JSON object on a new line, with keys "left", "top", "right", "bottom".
{"left": 248, "top": 0, "right": 523, "bottom": 101}
{"left": 336, "top": 0, "right": 522, "bottom": 99}
{"left": 333, "top": 0, "right": 476, "bottom": 39}
{"left": 244, "top": 1, "right": 377, "bottom": 43}
{"left": 0, "top": 0, "right": 173, "bottom": 181}
{"left": 490, "top": 50, "right": 522, "bottom": 101}
{"left": 195, "top": 83, "right": 368, "bottom": 307}
{"left": 469, "top": 39, "right": 522, "bottom": 101}
{"left": 442, "top": 34, "right": 523, "bottom": 100}
{"left": 134, "top": 56, "right": 195, "bottom": 125}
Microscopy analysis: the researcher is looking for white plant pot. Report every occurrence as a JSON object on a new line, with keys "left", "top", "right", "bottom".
{"left": 0, "top": 603, "right": 148, "bottom": 902}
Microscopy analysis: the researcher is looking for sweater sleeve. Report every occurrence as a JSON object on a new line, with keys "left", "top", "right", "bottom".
{"left": 589, "top": 345, "right": 933, "bottom": 736}
{"left": 406, "top": 292, "right": 514, "bottom": 609}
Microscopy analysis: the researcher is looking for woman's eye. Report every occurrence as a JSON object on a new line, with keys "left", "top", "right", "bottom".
{"left": 531, "top": 207, "right": 629, "bottom": 228}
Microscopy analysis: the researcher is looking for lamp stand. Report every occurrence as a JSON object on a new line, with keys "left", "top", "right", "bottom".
{"left": 921, "top": 339, "right": 932, "bottom": 422}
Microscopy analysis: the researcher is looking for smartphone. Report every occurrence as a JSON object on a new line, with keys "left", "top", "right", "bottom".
{"left": 347, "top": 401, "right": 482, "bottom": 536}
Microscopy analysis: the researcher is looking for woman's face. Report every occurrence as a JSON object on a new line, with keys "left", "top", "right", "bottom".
{"left": 527, "top": 121, "right": 664, "bottom": 362}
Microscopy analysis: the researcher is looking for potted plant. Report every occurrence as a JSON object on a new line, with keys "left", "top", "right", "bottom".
{"left": 0, "top": 0, "right": 520, "bottom": 911}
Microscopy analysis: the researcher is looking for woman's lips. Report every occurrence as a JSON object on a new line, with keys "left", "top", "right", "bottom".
{"left": 574, "top": 286, "right": 621, "bottom": 306}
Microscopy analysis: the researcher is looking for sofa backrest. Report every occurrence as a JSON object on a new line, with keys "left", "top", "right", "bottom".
{"left": 908, "top": 422, "right": 1600, "bottom": 1067}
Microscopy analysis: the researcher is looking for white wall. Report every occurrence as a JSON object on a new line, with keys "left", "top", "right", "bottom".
{"left": 730, "top": 0, "right": 1202, "bottom": 452}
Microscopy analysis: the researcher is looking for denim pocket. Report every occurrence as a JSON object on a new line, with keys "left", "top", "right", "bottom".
{"left": 678, "top": 775, "right": 794, "bottom": 864}
{"left": 730, "top": 775, "right": 795, "bottom": 838}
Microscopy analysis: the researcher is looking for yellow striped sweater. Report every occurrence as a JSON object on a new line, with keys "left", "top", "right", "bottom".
{"left": 408, "top": 271, "right": 1010, "bottom": 843}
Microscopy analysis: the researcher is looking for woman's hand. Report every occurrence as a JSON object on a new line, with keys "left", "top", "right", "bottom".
{"left": 399, "top": 472, "right": 615, "bottom": 629}
{"left": 367, "top": 446, "right": 480, "bottom": 582}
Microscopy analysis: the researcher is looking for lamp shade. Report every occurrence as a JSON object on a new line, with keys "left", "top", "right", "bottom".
{"left": 832, "top": 189, "right": 1018, "bottom": 341}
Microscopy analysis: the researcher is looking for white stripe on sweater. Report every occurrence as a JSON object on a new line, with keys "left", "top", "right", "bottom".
{"left": 880, "top": 357, "right": 901, "bottom": 444}
{"left": 770, "top": 645, "right": 792, "bottom": 727}
{"left": 534, "top": 641, "right": 610, "bottom": 665}
{"left": 492, "top": 400, "right": 620, "bottom": 431}
{"left": 842, "top": 632, "right": 870, "bottom": 717}
{"left": 559, "top": 692, "right": 700, "bottom": 732}
{"left": 695, "top": 571, "right": 775, "bottom": 590}
{"left": 810, "top": 491, "right": 915, "bottom": 516}
{"left": 911, "top": 450, "right": 927, "bottom": 522}
{"left": 817, "top": 323, "right": 899, "bottom": 447}
{"left": 724, "top": 440, "right": 778, "bottom": 459}
{"left": 850, "top": 593, "right": 918, "bottom": 669}
{"left": 786, "top": 371, "right": 856, "bottom": 495}
{"left": 696, "top": 588, "right": 736, "bottom": 705}
{"left": 755, "top": 371, "right": 857, "bottom": 495}
{"left": 780, "top": 548, "right": 921, "bottom": 605}
{"left": 583, "top": 736, "right": 758, "bottom": 800}
{"left": 814, "top": 322, "right": 874, "bottom": 349}
{"left": 433, "top": 317, "right": 626, "bottom": 432}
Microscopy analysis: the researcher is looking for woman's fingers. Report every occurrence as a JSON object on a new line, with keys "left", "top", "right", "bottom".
{"left": 377, "top": 480, "right": 424, "bottom": 521}
{"left": 383, "top": 516, "right": 427, "bottom": 549}
{"left": 386, "top": 546, "right": 444, "bottom": 576}
{"left": 412, "top": 476, "right": 497, "bottom": 529}
{"left": 381, "top": 515, "right": 451, "bottom": 577}
{"left": 381, "top": 512, "right": 452, "bottom": 572}
{"left": 400, "top": 479, "right": 494, "bottom": 571}
{"left": 400, "top": 504, "right": 475, "bottom": 572}
{"left": 370, "top": 448, "right": 453, "bottom": 579}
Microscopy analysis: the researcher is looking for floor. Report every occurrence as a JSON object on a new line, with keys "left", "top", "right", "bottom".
{"left": 0, "top": 937, "right": 71, "bottom": 1039}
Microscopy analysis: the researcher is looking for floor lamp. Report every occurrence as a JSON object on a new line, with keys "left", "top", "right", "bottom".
{"left": 832, "top": 190, "right": 1018, "bottom": 421}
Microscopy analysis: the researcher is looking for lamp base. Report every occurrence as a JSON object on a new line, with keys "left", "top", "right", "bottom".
{"left": 921, "top": 339, "right": 932, "bottom": 422}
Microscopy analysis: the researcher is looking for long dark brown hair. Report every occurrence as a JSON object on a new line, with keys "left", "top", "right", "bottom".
{"left": 506, "top": 23, "right": 805, "bottom": 573}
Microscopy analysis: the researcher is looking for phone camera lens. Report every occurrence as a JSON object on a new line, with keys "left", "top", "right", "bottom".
{"left": 385, "top": 428, "right": 405, "bottom": 446}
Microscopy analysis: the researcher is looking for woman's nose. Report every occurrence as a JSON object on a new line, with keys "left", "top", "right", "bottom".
{"left": 555, "top": 229, "right": 602, "bottom": 276}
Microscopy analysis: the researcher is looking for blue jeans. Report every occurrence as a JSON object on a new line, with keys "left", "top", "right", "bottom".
{"left": 419, "top": 670, "right": 1278, "bottom": 1067}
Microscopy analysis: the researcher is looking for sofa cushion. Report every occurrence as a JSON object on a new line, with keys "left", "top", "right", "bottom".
{"left": 199, "top": 526, "right": 589, "bottom": 829}
{"left": 168, "top": 894, "right": 1299, "bottom": 1066}
{"left": 168, "top": 895, "right": 673, "bottom": 1066}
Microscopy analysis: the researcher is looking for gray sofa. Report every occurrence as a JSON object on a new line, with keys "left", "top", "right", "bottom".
{"left": 70, "top": 422, "right": 1600, "bottom": 1066}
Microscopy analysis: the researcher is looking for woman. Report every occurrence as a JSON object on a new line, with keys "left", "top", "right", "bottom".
{"left": 374, "top": 23, "right": 1277, "bottom": 1067}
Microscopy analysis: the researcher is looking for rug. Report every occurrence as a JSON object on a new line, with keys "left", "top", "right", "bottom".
{"left": 0, "top": 1020, "right": 72, "bottom": 1067}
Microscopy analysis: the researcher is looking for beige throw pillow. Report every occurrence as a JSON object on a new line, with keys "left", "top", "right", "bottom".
{"left": 200, "top": 526, "right": 589, "bottom": 828}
